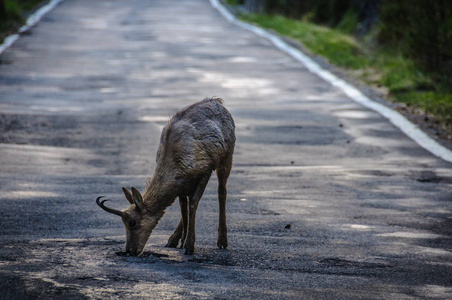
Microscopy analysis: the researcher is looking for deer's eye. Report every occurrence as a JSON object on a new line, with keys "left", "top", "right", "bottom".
{"left": 129, "top": 220, "right": 137, "bottom": 228}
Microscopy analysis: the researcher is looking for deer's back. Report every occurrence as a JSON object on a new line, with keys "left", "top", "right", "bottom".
{"left": 157, "top": 98, "right": 235, "bottom": 176}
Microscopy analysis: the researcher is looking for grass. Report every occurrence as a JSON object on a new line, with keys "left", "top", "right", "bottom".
{"left": 245, "top": 14, "right": 370, "bottom": 70}
{"left": 241, "top": 13, "right": 452, "bottom": 130}
{"left": 0, "top": 0, "right": 47, "bottom": 41}
{"left": 225, "top": 0, "right": 241, "bottom": 6}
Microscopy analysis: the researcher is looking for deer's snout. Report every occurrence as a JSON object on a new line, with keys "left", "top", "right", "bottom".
{"left": 125, "top": 239, "right": 139, "bottom": 256}
{"left": 125, "top": 240, "right": 144, "bottom": 257}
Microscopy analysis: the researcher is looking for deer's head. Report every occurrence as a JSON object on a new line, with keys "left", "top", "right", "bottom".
{"left": 96, "top": 187, "right": 159, "bottom": 256}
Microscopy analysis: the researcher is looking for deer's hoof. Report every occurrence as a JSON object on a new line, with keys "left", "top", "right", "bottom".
{"left": 165, "top": 242, "right": 178, "bottom": 248}
{"left": 217, "top": 242, "right": 228, "bottom": 249}
{"left": 184, "top": 248, "right": 194, "bottom": 255}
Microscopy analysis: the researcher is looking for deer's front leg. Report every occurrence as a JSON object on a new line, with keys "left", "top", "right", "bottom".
{"left": 183, "top": 175, "right": 210, "bottom": 255}
{"left": 166, "top": 196, "right": 188, "bottom": 248}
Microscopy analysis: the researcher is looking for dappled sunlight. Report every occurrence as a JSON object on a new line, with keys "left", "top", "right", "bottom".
{"left": 334, "top": 109, "right": 379, "bottom": 119}
{"left": 378, "top": 231, "right": 444, "bottom": 239}
{"left": 0, "top": 144, "right": 105, "bottom": 175}
{"left": 227, "top": 56, "right": 258, "bottom": 63}
{"left": 139, "top": 116, "right": 170, "bottom": 123}
{"left": 305, "top": 92, "right": 345, "bottom": 102}
{"left": 99, "top": 87, "right": 118, "bottom": 94}
{"left": 187, "top": 68, "right": 278, "bottom": 97}
{"left": 81, "top": 282, "right": 188, "bottom": 299}
{"left": 416, "top": 285, "right": 452, "bottom": 299}
{"left": 1, "top": 181, "right": 60, "bottom": 200}
{"left": 415, "top": 246, "right": 451, "bottom": 256}
{"left": 344, "top": 224, "right": 374, "bottom": 231}
{"left": 379, "top": 241, "right": 452, "bottom": 258}
{"left": 139, "top": 115, "right": 170, "bottom": 131}
{"left": 6, "top": 191, "right": 59, "bottom": 199}
{"left": 80, "top": 18, "right": 109, "bottom": 30}
{"left": 104, "top": 97, "right": 168, "bottom": 106}
{"left": 29, "top": 105, "right": 86, "bottom": 113}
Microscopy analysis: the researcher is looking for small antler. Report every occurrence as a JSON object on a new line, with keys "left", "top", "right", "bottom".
{"left": 96, "top": 196, "right": 125, "bottom": 217}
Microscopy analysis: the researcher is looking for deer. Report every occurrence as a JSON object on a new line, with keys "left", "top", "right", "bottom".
{"left": 96, "top": 98, "right": 235, "bottom": 256}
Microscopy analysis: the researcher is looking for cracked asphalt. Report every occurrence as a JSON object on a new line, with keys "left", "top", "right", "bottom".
{"left": 0, "top": 0, "right": 451, "bottom": 299}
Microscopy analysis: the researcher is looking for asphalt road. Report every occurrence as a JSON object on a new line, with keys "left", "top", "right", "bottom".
{"left": 1, "top": 0, "right": 452, "bottom": 299}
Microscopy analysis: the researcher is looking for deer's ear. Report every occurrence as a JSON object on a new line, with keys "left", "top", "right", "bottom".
{"left": 122, "top": 187, "right": 134, "bottom": 205}
{"left": 131, "top": 187, "right": 146, "bottom": 211}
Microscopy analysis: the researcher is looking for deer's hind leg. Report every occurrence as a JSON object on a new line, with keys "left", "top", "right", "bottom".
{"left": 166, "top": 196, "right": 188, "bottom": 248}
{"left": 216, "top": 156, "right": 232, "bottom": 249}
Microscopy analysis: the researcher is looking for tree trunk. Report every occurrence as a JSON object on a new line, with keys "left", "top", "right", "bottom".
{"left": 243, "top": 0, "right": 264, "bottom": 12}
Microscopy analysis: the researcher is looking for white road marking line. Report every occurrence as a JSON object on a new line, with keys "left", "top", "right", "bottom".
{"left": 210, "top": 0, "right": 452, "bottom": 164}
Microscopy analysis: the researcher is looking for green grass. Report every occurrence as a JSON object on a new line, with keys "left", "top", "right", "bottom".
{"left": 225, "top": 0, "right": 241, "bottom": 6}
{"left": 336, "top": 7, "right": 359, "bottom": 35}
{"left": 20, "top": 0, "right": 47, "bottom": 11}
{"left": 2, "top": 1, "right": 23, "bottom": 24}
{"left": 245, "top": 14, "right": 370, "bottom": 69}
{"left": 242, "top": 13, "right": 452, "bottom": 129}
{"left": 0, "top": 0, "right": 47, "bottom": 39}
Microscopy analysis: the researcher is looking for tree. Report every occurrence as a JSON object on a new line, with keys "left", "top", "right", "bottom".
{"left": 0, "top": 0, "right": 6, "bottom": 21}
{"left": 378, "top": 0, "right": 452, "bottom": 80}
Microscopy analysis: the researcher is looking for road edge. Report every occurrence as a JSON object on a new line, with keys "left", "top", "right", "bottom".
{"left": 209, "top": 0, "right": 452, "bottom": 164}
{"left": 0, "top": 0, "right": 64, "bottom": 56}
{"left": 2, "top": 0, "right": 451, "bottom": 164}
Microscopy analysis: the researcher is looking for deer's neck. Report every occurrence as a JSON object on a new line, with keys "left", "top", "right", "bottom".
{"left": 142, "top": 171, "right": 180, "bottom": 215}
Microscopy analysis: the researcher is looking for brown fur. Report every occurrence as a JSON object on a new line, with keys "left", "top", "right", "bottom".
{"left": 98, "top": 98, "right": 235, "bottom": 256}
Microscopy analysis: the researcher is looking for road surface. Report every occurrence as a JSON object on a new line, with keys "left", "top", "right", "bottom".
{"left": 0, "top": 0, "right": 451, "bottom": 299}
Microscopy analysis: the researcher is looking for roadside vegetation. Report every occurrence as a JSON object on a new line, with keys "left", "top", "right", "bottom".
{"left": 0, "top": 0, "right": 47, "bottom": 41}
{"left": 227, "top": 0, "right": 452, "bottom": 132}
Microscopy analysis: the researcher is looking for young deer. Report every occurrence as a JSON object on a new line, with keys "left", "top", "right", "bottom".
{"left": 96, "top": 98, "right": 235, "bottom": 256}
